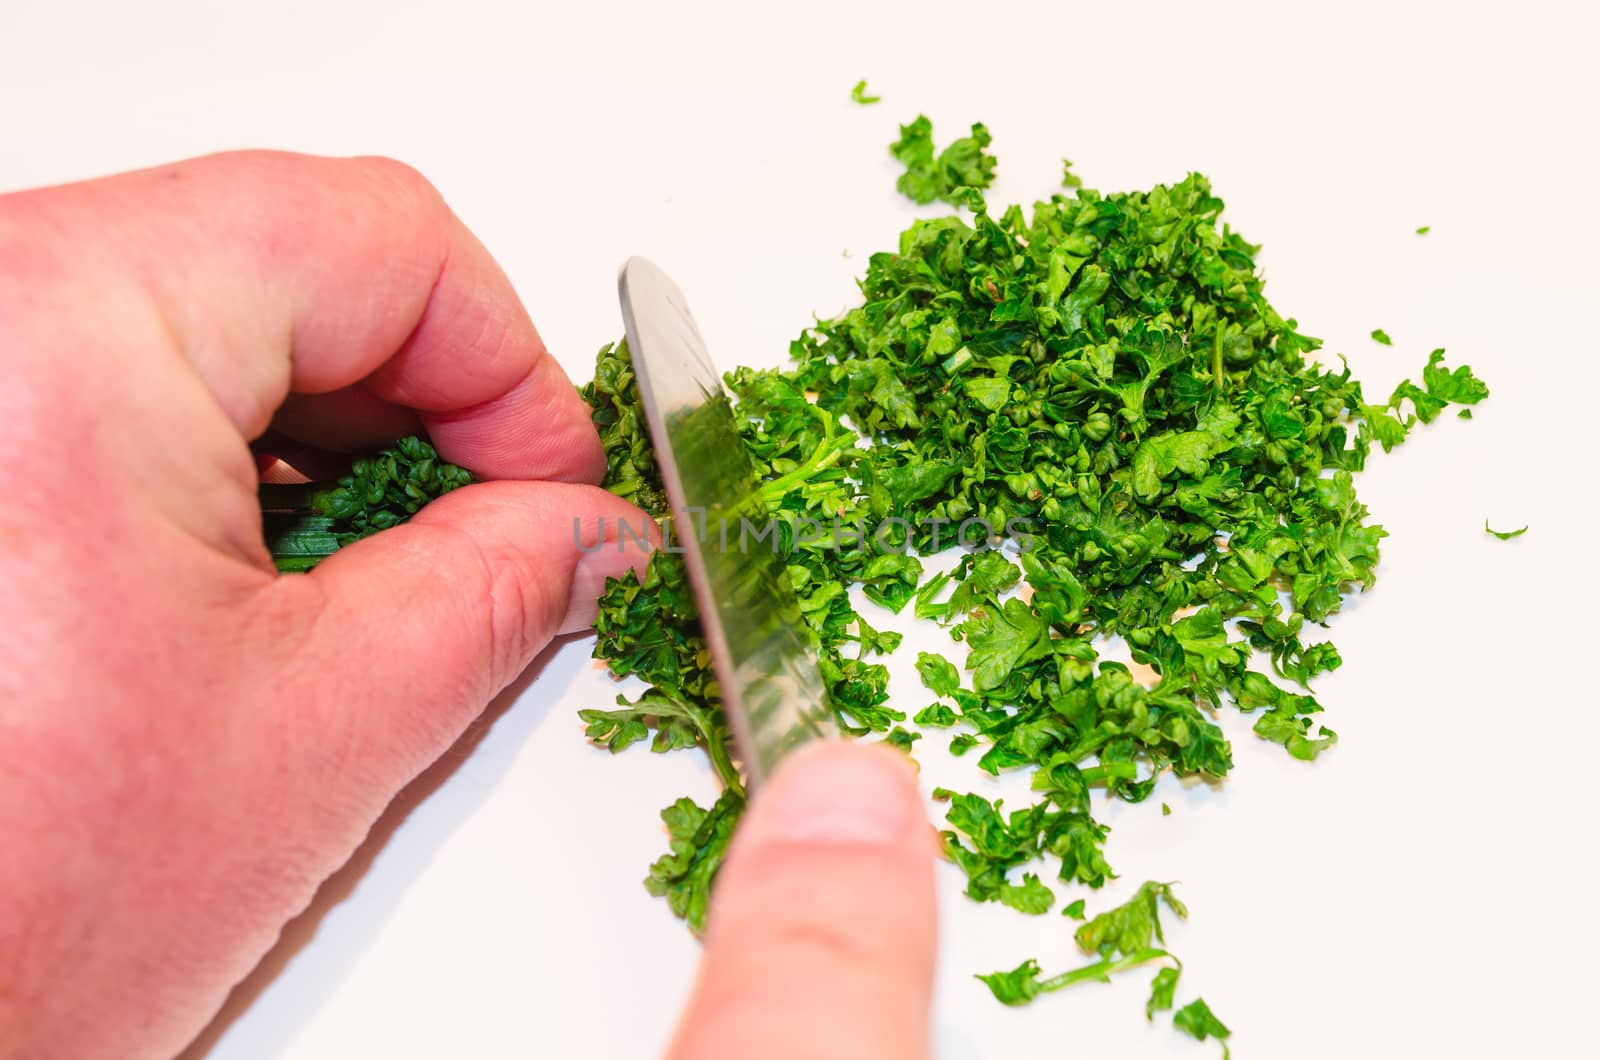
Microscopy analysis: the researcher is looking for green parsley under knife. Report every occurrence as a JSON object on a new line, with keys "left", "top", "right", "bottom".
{"left": 576, "top": 132, "right": 1486, "bottom": 1050}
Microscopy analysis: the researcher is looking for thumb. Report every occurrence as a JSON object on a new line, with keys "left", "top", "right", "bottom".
{"left": 270, "top": 479, "right": 652, "bottom": 786}
{"left": 668, "top": 742, "right": 939, "bottom": 1060}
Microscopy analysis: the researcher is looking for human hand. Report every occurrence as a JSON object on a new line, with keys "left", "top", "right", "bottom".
{"left": 0, "top": 151, "right": 651, "bottom": 1058}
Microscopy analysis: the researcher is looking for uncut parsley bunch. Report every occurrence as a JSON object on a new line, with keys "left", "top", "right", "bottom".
{"left": 260, "top": 436, "right": 472, "bottom": 572}
{"left": 578, "top": 145, "right": 1485, "bottom": 1042}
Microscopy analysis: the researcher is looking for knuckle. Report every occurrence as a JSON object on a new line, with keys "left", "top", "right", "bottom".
{"left": 352, "top": 155, "right": 447, "bottom": 215}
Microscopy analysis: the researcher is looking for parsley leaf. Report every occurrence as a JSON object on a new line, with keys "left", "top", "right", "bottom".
{"left": 1075, "top": 880, "right": 1187, "bottom": 957}
{"left": 1485, "top": 521, "right": 1528, "bottom": 540}
{"left": 978, "top": 881, "right": 1184, "bottom": 1006}
{"left": 1147, "top": 965, "right": 1180, "bottom": 1019}
{"left": 915, "top": 651, "right": 962, "bottom": 697}
{"left": 643, "top": 790, "right": 744, "bottom": 935}
{"left": 850, "top": 79, "right": 880, "bottom": 105}
{"left": 1173, "top": 997, "right": 1233, "bottom": 1056}
{"left": 998, "top": 872, "right": 1056, "bottom": 915}
{"left": 1370, "top": 328, "right": 1392, "bottom": 345}
{"left": 890, "top": 115, "right": 997, "bottom": 207}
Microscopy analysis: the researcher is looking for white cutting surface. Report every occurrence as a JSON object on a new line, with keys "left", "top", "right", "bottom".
{"left": 4, "top": 1, "right": 1598, "bottom": 1056}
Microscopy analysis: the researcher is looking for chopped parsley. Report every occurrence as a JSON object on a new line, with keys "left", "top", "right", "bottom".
{"left": 575, "top": 124, "right": 1489, "bottom": 1050}
{"left": 890, "top": 114, "right": 997, "bottom": 206}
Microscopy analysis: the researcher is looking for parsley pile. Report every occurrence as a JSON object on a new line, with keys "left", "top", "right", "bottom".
{"left": 577, "top": 118, "right": 1487, "bottom": 1052}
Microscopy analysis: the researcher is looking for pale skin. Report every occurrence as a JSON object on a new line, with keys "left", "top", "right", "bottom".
{"left": 0, "top": 152, "right": 938, "bottom": 1059}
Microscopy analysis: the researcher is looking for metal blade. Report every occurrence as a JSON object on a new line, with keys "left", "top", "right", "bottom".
{"left": 617, "top": 256, "right": 834, "bottom": 787}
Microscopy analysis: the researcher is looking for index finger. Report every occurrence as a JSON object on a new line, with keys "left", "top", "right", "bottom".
{"left": 12, "top": 150, "right": 602, "bottom": 482}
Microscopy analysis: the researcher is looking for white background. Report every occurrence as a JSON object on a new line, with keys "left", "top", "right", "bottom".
{"left": 4, "top": 1, "right": 1598, "bottom": 1057}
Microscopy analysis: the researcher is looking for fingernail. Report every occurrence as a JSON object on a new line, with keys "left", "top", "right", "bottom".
{"left": 766, "top": 744, "right": 918, "bottom": 845}
{"left": 574, "top": 519, "right": 654, "bottom": 580}
{"left": 564, "top": 520, "right": 656, "bottom": 633}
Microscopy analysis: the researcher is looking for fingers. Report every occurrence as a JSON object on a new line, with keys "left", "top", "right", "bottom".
{"left": 667, "top": 743, "right": 938, "bottom": 1060}
{"left": 267, "top": 480, "right": 653, "bottom": 793}
{"left": 12, "top": 150, "right": 601, "bottom": 483}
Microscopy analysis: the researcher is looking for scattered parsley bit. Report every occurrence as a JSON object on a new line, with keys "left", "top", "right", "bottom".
{"left": 890, "top": 115, "right": 996, "bottom": 206}
{"left": 1485, "top": 521, "right": 1528, "bottom": 540}
{"left": 643, "top": 790, "right": 744, "bottom": 934}
{"left": 1064, "top": 898, "right": 1087, "bottom": 920}
{"left": 885, "top": 726, "right": 922, "bottom": 752}
{"left": 913, "top": 702, "right": 958, "bottom": 726}
{"left": 1077, "top": 881, "right": 1186, "bottom": 957}
{"left": 850, "top": 79, "right": 880, "bottom": 105}
{"left": 1147, "top": 965, "right": 1180, "bottom": 1019}
{"left": 1370, "top": 328, "right": 1393, "bottom": 345}
{"left": 978, "top": 881, "right": 1183, "bottom": 1004}
{"left": 1060, "top": 158, "right": 1083, "bottom": 189}
{"left": 1416, "top": 225, "right": 1431, "bottom": 234}
{"left": 998, "top": 872, "right": 1056, "bottom": 914}
{"left": 1173, "top": 997, "right": 1233, "bottom": 1057}
{"left": 1162, "top": 802, "right": 1172, "bottom": 816}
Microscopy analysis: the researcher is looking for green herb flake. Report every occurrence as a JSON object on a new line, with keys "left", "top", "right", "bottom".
{"left": 1063, "top": 898, "right": 1087, "bottom": 920}
{"left": 1416, "top": 225, "right": 1431, "bottom": 234}
{"left": 1485, "top": 521, "right": 1528, "bottom": 540}
{"left": 885, "top": 726, "right": 922, "bottom": 752}
{"left": 850, "top": 79, "right": 880, "bottom": 105}
{"left": 1147, "top": 965, "right": 1180, "bottom": 1019}
{"left": 1370, "top": 328, "right": 1393, "bottom": 345}
{"left": 643, "top": 790, "right": 744, "bottom": 935}
{"left": 890, "top": 114, "right": 996, "bottom": 207}
{"left": 1173, "top": 997, "right": 1233, "bottom": 1056}
{"left": 997, "top": 872, "right": 1056, "bottom": 915}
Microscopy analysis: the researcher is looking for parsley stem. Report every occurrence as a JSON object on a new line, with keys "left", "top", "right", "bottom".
{"left": 759, "top": 446, "right": 843, "bottom": 504}
{"left": 1037, "top": 948, "right": 1173, "bottom": 994}
{"left": 705, "top": 722, "right": 745, "bottom": 798}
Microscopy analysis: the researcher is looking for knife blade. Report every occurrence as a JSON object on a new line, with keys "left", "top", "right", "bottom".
{"left": 617, "top": 256, "right": 835, "bottom": 787}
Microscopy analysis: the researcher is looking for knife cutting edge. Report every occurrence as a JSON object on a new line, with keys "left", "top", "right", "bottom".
{"left": 617, "top": 256, "right": 835, "bottom": 789}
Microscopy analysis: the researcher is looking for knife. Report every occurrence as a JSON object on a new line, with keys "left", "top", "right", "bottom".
{"left": 617, "top": 256, "right": 835, "bottom": 788}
